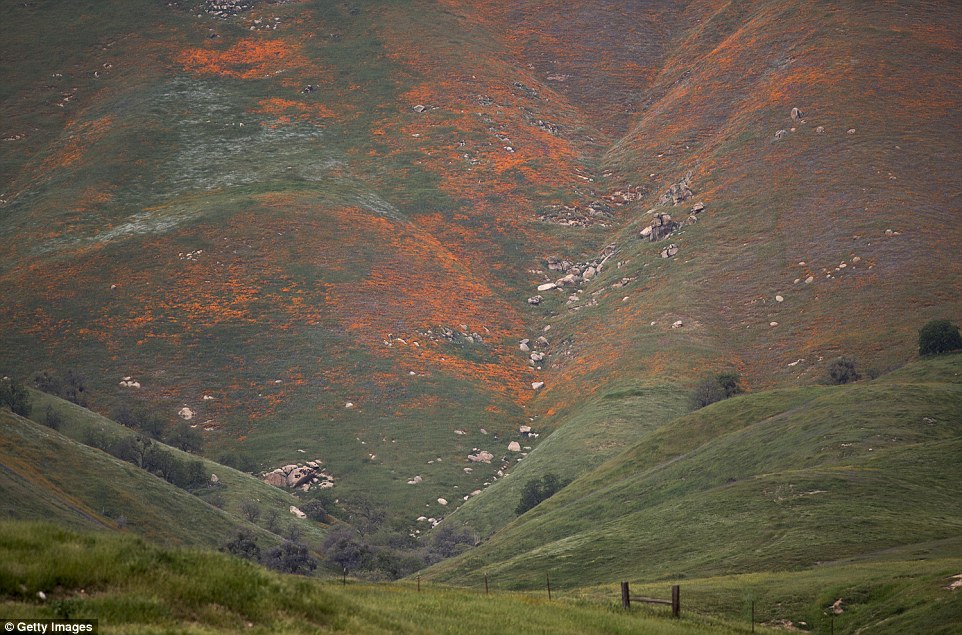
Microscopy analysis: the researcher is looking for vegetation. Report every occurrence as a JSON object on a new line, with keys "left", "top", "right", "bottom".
{"left": 691, "top": 372, "right": 743, "bottom": 409}
{"left": 0, "top": 521, "right": 762, "bottom": 634}
{"left": 516, "top": 473, "right": 570, "bottom": 515}
{"left": 919, "top": 319, "right": 962, "bottom": 356}
{"left": 826, "top": 357, "right": 861, "bottom": 385}
{"left": 0, "top": 376, "right": 31, "bottom": 417}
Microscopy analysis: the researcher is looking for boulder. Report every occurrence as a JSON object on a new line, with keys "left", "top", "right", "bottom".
{"left": 527, "top": 295, "right": 543, "bottom": 305}
{"left": 690, "top": 201, "right": 705, "bottom": 214}
{"left": 583, "top": 266, "right": 597, "bottom": 280}
{"left": 647, "top": 213, "right": 679, "bottom": 241}
{"left": 774, "top": 129, "right": 788, "bottom": 139}
{"left": 287, "top": 467, "right": 314, "bottom": 488}
{"left": 437, "top": 498, "right": 448, "bottom": 506}
{"left": 791, "top": 107, "right": 803, "bottom": 121}
{"left": 265, "top": 471, "right": 287, "bottom": 487}
{"left": 531, "top": 381, "right": 545, "bottom": 390}
{"left": 289, "top": 505, "right": 307, "bottom": 519}
{"left": 537, "top": 282, "right": 558, "bottom": 292}
{"left": 815, "top": 125, "right": 825, "bottom": 134}
{"left": 640, "top": 225, "right": 653, "bottom": 238}
{"left": 660, "top": 243, "right": 679, "bottom": 258}
{"left": 468, "top": 450, "right": 494, "bottom": 463}
{"left": 508, "top": 441, "right": 521, "bottom": 452}
{"left": 281, "top": 464, "right": 298, "bottom": 475}
{"left": 178, "top": 407, "right": 194, "bottom": 420}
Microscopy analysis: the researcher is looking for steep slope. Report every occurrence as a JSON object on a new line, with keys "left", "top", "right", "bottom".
{"left": 424, "top": 354, "right": 962, "bottom": 590}
{"left": 0, "top": 406, "right": 302, "bottom": 550}
{"left": 435, "top": 0, "right": 962, "bottom": 537}
{"left": 1, "top": 0, "right": 960, "bottom": 544}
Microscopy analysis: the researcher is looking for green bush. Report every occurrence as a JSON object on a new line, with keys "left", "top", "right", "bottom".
{"left": 827, "top": 357, "right": 861, "bottom": 385}
{"left": 516, "top": 473, "right": 569, "bottom": 515}
{"left": 691, "top": 372, "right": 742, "bottom": 409}
{"left": 918, "top": 319, "right": 962, "bottom": 356}
{"left": 0, "top": 377, "right": 32, "bottom": 417}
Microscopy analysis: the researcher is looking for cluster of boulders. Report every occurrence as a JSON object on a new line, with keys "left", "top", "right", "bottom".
{"left": 659, "top": 171, "right": 694, "bottom": 205}
{"left": 532, "top": 245, "right": 617, "bottom": 296}
{"left": 467, "top": 450, "right": 494, "bottom": 463}
{"left": 119, "top": 376, "right": 141, "bottom": 389}
{"left": 519, "top": 335, "right": 550, "bottom": 369}
{"left": 538, "top": 201, "right": 613, "bottom": 227}
{"left": 263, "top": 460, "right": 334, "bottom": 491}
{"left": 640, "top": 212, "right": 679, "bottom": 241}
{"left": 416, "top": 325, "right": 485, "bottom": 346}
{"left": 203, "top": 0, "right": 254, "bottom": 17}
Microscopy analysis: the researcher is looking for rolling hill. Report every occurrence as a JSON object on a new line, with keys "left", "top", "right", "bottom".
{"left": 1, "top": 0, "right": 961, "bottom": 631}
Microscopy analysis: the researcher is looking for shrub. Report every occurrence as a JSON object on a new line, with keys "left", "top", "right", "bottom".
{"left": 0, "top": 377, "right": 31, "bottom": 417}
{"left": 691, "top": 372, "right": 742, "bottom": 409}
{"left": 827, "top": 357, "right": 860, "bottom": 385}
{"left": 516, "top": 473, "right": 569, "bottom": 515}
{"left": 241, "top": 501, "right": 261, "bottom": 523}
{"left": 43, "top": 405, "right": 63, "bottom": 430}
{"left": 918, "top": 319, "right": 962, "bottom": 356}
{"left": 166, "top": 422, "right": 203, "bottom": 453}
{"left": 265, "top": 541, "right": 317, "bottom": 576}
{"left": 222, "top": 530, "right": 261, "bottom": 562}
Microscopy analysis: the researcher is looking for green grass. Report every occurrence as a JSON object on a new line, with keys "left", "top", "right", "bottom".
{"left": 2, "top": 392, "right": 330, "bottom": 549}
{"left": 0, "top": 521, "right": 766, "bottom": 634}
{"left": 424, "top": 355, "right": 962, "bottom": 596}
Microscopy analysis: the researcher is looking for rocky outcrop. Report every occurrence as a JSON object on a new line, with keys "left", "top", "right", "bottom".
{"left": 263, "top": 460, "right": 335, "bottom": 490}
{"left": 642, "top": 213, "right": 679, "bottom": 242}
{"left": 661, "top": 243, "right": 679, "bottom": 258}
{"left": 660, "top": 171, "right": 693, "bottom": 205}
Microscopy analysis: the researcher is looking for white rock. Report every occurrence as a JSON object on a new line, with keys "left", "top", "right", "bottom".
{"left": 508, "top": 441, "right": 521, "bottom": 452}
{"left": 671, "top": 320, "right": 684, "bottom": 329}
{"left": 531, "top": 381, "right": 544, "bottom": 390}
{"left": 770, "top": 322, "right": 779, "bottom": 327}
{"left": 345, "top": 402, "right": 354, "bottom": 409}
{"left": 537, "top": 282, "right": 558, "bottom": 292}
{"left": 437, "top": 498, "right": 448, "bottom": 506}
{"left": 289, "top": 505, "right": 307, "bottom": 519}
{"left": 805, "top": 276, "right": 815, "bottom": 284}
{"left": 775, "top": 295, "right": 784, "bottom": 302}
{"left": 178, "top": 407, "right": 194, "bottom": 420}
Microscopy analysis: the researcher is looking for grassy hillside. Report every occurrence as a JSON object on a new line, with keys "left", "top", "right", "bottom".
{"left": 0, "top": 521, "right": 763, "bottom": 635}
{"left": 0, "top": 0, "right": 959, "bottom": 590}
{"left": 0, "top": 392, "right": 329, "bottom": 549}
{"left": 424, "top": 355, "right": 962, "bottom": 599}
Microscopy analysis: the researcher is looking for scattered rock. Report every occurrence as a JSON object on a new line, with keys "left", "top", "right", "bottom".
{"left": 412, "top": 104, "right": 427, "bottom": 113}
{"left": 775, "top": 295, "right": 784, "bottom": 302}
{"left": 660, "top": 243, "right": 679, "bottom": 258}
{"left": 671, "top": 320, "right": 684, "bottom": 329}
{"left": 831, "top": 598, "right": 845, "bottom": 615}
{"left": 528, "top": 295, "right": 543, "bottom": 305}
{"left": 791, "top": 107, "right": 803, "bottom": 122}
{"left": 468, "top": 450, "right": 494, "bottom": 463}
{"left": 537, "top": 282, "right": 558, "bottom": 292}
{"left": 770, "top": 321, "right": 779, "bottom": 327}
{"left": 407, "top": 475, "right": 423, "bottom": 485}
{"left": 519, "top": 339, "right": 530, "bottom": 352}
{"left": 289, "top": 505, "right": 306, "bottom": 519}
{"left": 774, "top": 129, "right": 788, "bottom": 140}
{"left": 945, "top": 574, "right": 962, "bottom": 591}
{"left": 508, "top": 441, "right": 521, "bottom": 452}
{"left": 660, "top": 171, "right": 694, "bottom": 205}
{"left": 805, "top": 276, "right": 815, "bottom": 284}
{"left": 531, "top": 381, "right": 545, "bottom": 390}
{"left": 815, "top": 126, "right": 825, "bottom": 134}
{"left": 119, "top": 377, "right": 141, "bottom": 389}
{"left": 690, "top": 201, "right": 705, "bottom": 214}
{"left": 345, "top": 401, "right": 355, "bottom": 409}
{"left": 437, "top": 498, "right": 448, "bottom": 506}
{"left": 178, "top": 407, "right": 194, "bottom": 420}
{"left": 847, "top": 128, "right": 856, "bottom": 135}
{"left": 210, "top": 473, "right": 219, "bottom": 484}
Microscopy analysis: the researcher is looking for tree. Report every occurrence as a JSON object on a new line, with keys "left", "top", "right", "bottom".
{"left": 113, "top": 434, "right": 154, "bottom": 469}
{"left": 265, "top": 541, "right": 317, "bottom": 576}
{"left": 241, "top": 501, "right": 261, "bottom": 524}
{"left": 222, "top": 530, "right": 261, "bottom": 562}
{"left": 827, "top": 357, "right": 860, "bottom": 385}
{"left": 322, "top": 526, "right": 372, "bottom": 572}
{"left": 919, "top": 319, "right": 962, "bottom": 356}
{"left": 516, "top": 473, "right": 569, "bottom": 515}
{"left": 691, "top": 372, "right": 742, "bottom": 409}
{"left": 0, "top": 377, "right": 31, "bottom": 417}
{"left": 166, "top": 422, "right": 203, "bottom": 453}
{"left": 43, "top": 405, "right": 63, "bottom": 430}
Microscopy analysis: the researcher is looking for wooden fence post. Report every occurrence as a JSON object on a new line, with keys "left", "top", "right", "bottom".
{"left": 484, "top": 573, "right": 489, "bottom": 595}
{"left": 621, "top": 582, "right": 630, "bottom": 609}
{"left": 417, "top": 575, "right": 420, "bottom": 593}
{"left": 671, "top": 585, "right": 680, "bottom": 618}
{"left": 546, "top": 573, "right": 552, "bottom": 600}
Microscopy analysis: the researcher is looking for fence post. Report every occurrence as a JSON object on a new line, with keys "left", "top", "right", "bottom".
{"left": 484, "top": 574, "right": 489, "bottom": 595}
{"left": 546, "top": 573, "right": 552, "bottom": 600}
{"left": 671, "top": 585, "right": 680, "bottom": 618}
{"left": 342, "top": 568, "right": 347, "bottom": 586}
{"left": 417, "top": 575, "right": 420, "bottom": 593}
{"left": 751, "top": 600, "right": 755, "bottom": 633}
{"left": 621, "top": 582, "right": 630, "bottom": 609}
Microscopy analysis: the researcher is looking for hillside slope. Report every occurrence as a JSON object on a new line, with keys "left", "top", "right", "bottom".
{"left": 425, "top": 355, "right": 962, "bottom": 593}
{"left": 0, "top": 0, "right": 959, "bottom": 540}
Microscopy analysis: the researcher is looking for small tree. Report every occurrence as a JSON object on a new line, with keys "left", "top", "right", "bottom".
{"left": 241, "top": 501, "right": 262, "bottom": 524}
{"left": 0, "top": 377, "right": 32, "bottom": 417}
{"left": 919, "top": 319, "right": 962, "bottom": 356}
{"left": 166, "top": 422, "right": 203, "bottom": 453}
{"left": 43, "top": 405, "right": 63, "bottom": 431}
{"left": 516, "top": 473, "right": 569, "bottom": 515}
{"left": 827, "top": 357, "right": 860, "bottom": 385}
{"left": 223, "top": 530, "right": 261, "bottom": 562}
{"left": 265, "top": 541, "right": 317, "bottom": 576}
{"left": 691, "top": 372, "right": 742, "bottom": 409}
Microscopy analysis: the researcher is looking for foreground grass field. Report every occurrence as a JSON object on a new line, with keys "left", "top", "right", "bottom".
{"left": 0, "top": 522, "right": 766, "bottom": 635}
